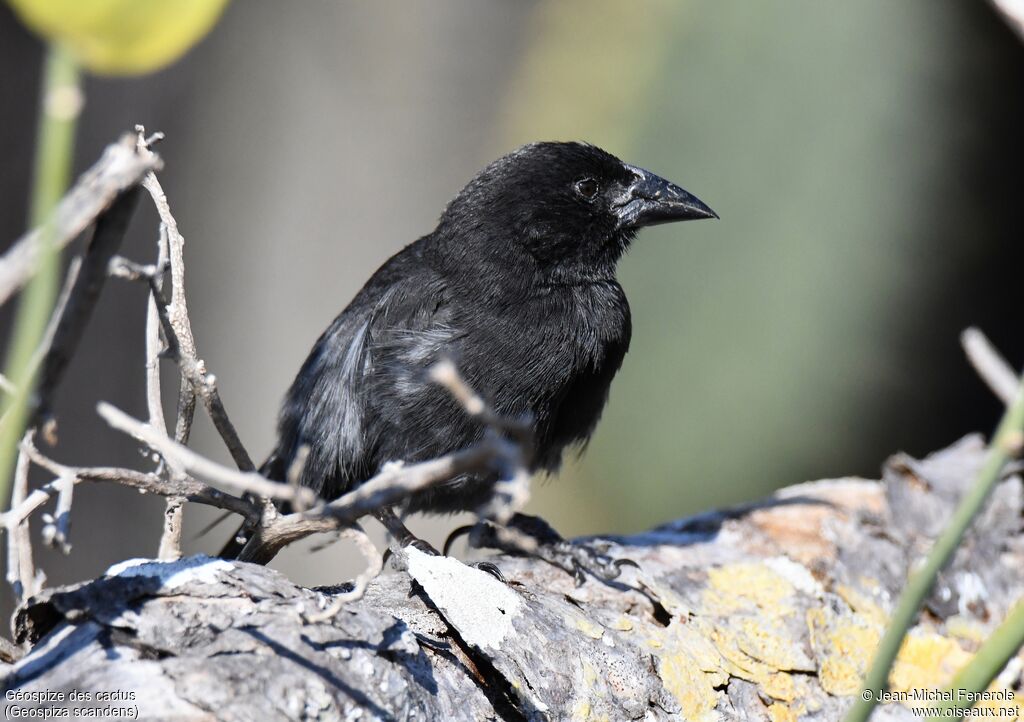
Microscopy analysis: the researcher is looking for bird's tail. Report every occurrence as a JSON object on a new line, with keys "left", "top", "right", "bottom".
{"left": 218, "top": 450, "right": 288, "bottom": 562}
{"left": 217, "top": 523, "right": 249, "bottom": 560}
{"left": 218, "top": 526, "right": 284, "bottom": 565}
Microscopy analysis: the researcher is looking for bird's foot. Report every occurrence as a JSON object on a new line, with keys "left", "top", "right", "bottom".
{"left": 376, "top": 507, "right": 440, "bottom": 570}
{"left": 384, "top": 537, "right": 505, "bottom": 582}
{"left": 381, "top": 537, "right": 438, "bottom": 569}
{"left": 524, "top": 535, "right": 638, "bottom": 586}
{"left": 445, "top": 513, "right": 639, "bottom": 586}
{"left": 469, "top": 560, "right": 506, "bottom": 583}
{"left": 376, "top": 508, "right": 504, "bottom": 581}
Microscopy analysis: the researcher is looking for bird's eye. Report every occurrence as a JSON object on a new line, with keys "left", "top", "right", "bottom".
{"left": 574, "top": 178, "right": 599, "bottom": 200}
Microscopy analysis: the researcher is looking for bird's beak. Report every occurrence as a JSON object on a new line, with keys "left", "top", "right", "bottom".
{"left": 614, "top": 164, "right": 718, "bottom": 230}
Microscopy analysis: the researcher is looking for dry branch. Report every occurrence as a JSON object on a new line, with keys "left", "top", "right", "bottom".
{"left": 4, "top": 437, "right": 1023, "bottom": 721}
{"left": 235, "top": 436, "right": 522, "bottom": 564}
{"left": 135, "top": 127, "right": 254, "bottom": 474}
{"left": 0, "top": 135, "right": 160, "bottom": 307}
{"left": 0, "top": 436, "right": 259, "bottom": 529}
{"left": 97, "top": 402, "right": 314, "bottom": 508}
{"left": 4, "top": 437, "right": 40, "bottom": 601}
{"left": 31, "top": 187, "right": 140, "bottom": 425}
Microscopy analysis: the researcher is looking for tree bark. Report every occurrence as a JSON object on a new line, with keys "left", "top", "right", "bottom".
{"left": 3, "top": 435, "right": 1022, "bottom": 721}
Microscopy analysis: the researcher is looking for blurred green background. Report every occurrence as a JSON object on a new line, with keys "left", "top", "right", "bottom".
{"left": 0, "top": 0, "right": 1021, "bottom": 595}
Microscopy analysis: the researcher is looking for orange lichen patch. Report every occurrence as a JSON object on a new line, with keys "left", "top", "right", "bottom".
{"left": 889, "top": 632, "right": 971, "bottom": 692}
{"left": 778, "top": 478, "right": 886, "bottom": 515}
{"left": 672, "top": 623, "right": 730, "bottom": 686}
{"left": 703, "top": 621, "right": 772, "bottom": 678}
{"left": 747, "top": 504, "right": 836, "bottom": 564}
{"left": 807, "top": 606, "right": 880, "bottom": 696}
{"left": 792, "top": 677, "right": 820, "bottom": 712}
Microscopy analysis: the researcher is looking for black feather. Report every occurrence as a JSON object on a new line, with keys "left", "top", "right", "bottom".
{"left": 223, "top": 142, "right": 713, "bottom": 559}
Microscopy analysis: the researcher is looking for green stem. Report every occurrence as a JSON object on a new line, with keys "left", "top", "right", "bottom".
{"left": 926, "top": 599, "right": 1024, "bottom": 721}
{"left": 0, "top": 43, "right": 81, "bottom": 509}
{"left": 844, "top": 380, "right": 1024, "bottom": 722}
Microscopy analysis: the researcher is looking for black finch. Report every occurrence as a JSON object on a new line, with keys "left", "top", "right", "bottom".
{"left": 223, "top": 142, "right": 715, "bottom": 562}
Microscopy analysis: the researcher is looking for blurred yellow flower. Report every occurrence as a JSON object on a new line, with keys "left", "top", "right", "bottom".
{"left": 8, "top": 0, "right": 229, "bottom": 75}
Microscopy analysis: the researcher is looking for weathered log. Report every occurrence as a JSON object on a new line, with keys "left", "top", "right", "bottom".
{"left": 2, "top": 436, "right": 1022, "bottom": 721}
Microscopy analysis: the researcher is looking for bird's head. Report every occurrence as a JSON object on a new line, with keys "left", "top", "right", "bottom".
{"left": 437, "top": 142, "right": 716, "bottom": 281}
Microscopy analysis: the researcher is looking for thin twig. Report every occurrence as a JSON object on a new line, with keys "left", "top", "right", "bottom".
{"left": 304, "top": 524, "right": 383, "bottom": 622}
{"left": 40, "top": 473, "right": 74, "bottom": 554}
{"left": 236, "top": 361, "right": 534, "bottom": 563}
{"left": 107, "top": 255, "right": 158, "bottom": 282}
{"left": 31, "top": 187, "right": 142, "bottom": 426}
{"left": 287, "top": 444, "right": 312, "bottom": 512}
{"left": 144, "top": 231, "right": 170, "bottom": 442}
{"left": 5, "top": 433, "right": 43, "bottom": 603}
{"left": 429, "top": 358, "right": 533, "bottom": 444}
{"left": 158, "top": 498, "right": 185, "bottom": 560}
{"left": 28, "top": 257, "right": 82, "bottom": 385}
{"left": 430, "top": 359, "right": 532, "bottom": 525}
{"left": 0, "top": 463, "right": 258, "bottom": 530}
{"left": 137, "top": 206, "right": 185, "bottom": 559}
{"left": 0, "top": 257, "right": 80, "bottom": 434}
{"left": 121, "top": 140, "right": 255, "bottom": 474}
{"left": 4, "top": 439, "right": 27, "bottom": 598}
{"left": 237, "top": 437, "right": 517, "bottom": 563}
{"left": 318, "top": 443, "right": 507, "bottom": 522}
{"left": 137, "top": 127, "right": 236, "bottom": 469}
{"left": 98, "top": 402, "right": 315, "bottom": 508}
{"left": 0, "top": 134, "right": 160, "bottom": 307}
{"left": 962, "top": 327, "right": 1018, "bottom": 406}
{"left": 136, "top": 127, "right": 197, "bottom": 449}
{"left": 2, "top": 435, "right": 260, "bottom": 529}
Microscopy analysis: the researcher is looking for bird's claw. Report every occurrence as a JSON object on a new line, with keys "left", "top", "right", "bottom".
{"left": 382, "top": 537, "right": 439, "bottom": 569}
{"left": 535, "top": 538, "right": 637, "bottom": 586}
{"left": 407, "top": 538, "right": 440, "bottom": 556}
{"left": 442, "top": 524, "right": 475, "bottom": 556}
{"left": 455, "top": 513, "right": 640, "bottom": 585}
{"left": 469, "top": 560, "right": 506, "bottom": 583}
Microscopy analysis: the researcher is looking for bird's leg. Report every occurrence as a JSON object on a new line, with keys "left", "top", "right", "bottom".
{"left": 374, "top": 507, "right": 439, "bottom": 555}
{"left": 376, "top": 508, "right": 506, "bottom": 581}
{"left": 446, "top": 513, "right": 639, "bottom": 586}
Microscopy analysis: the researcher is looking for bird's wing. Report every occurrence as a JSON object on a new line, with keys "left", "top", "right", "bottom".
{"left": 268, "top": 267, "right": 464, "bottom": 498}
